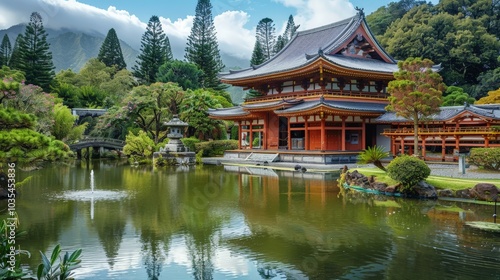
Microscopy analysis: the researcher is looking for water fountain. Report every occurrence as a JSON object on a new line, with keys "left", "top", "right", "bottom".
{"left": 54, "top": 170, "right": 128, "bottom": 204}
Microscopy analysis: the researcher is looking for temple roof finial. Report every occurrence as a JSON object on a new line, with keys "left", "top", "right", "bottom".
{"left": 355, "top": 6, "right": 365, "bottom": 17}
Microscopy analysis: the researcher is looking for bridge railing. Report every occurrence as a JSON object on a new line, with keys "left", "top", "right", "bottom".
{"left": 69, "top": 137, "right": 125, "bottom": 148}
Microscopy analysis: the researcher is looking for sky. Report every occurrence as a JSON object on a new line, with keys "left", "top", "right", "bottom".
{"left": 0, "top": 0, "right": 438, "bottom": 66}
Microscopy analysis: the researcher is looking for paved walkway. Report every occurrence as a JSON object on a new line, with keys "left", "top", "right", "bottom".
{"left": 202, "top": 157, "right": 500, "bottom": 180}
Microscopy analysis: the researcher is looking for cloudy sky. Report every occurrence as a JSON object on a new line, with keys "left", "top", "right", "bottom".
{"left": 0, "top": 0, "right": 438, "bottom": 65}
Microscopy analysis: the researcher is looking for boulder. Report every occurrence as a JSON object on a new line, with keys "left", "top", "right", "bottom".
{"left": 437, "top": 189, "right": 454, "bottom": 197}
{"left": 470, "top": 183, "right": 499, "bottom": 201}
{"left": 372, "top": 182, "right": 388, "bottom": 192}
{"left": 413, "top": 181, "right": 437, "bottom": 199}
{"left": 385, "top": 184, "right": 399, "bottom": 194}
{"left": 455, "top": 188, "right": 471, "bottom": 199}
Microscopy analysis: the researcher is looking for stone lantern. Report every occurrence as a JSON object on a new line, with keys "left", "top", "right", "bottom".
{"left": 153, "top": 115, "right": 195, "bottom": 166}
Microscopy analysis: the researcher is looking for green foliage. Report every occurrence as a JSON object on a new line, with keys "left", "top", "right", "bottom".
{"left": 468, "top": 148, "right": 500, "bottom": 170}
{"left": 51, "top": 103, "right": 87, "bottom": 142}
{"left": 0, "top": 107, "right": 36, "bottom": 129}
{"left": 250, "top": 40, "right": 266, "bottom": 66}
{"left": 180, "top": 89, "right": 225, "bottom": 140}
{"left": 255, "top": 18, "right": 276, "bottom": 61}
{"left": 386, "top": 155, "right": 431, "bottom": 192}
{"left": 181, "top": 137, "right": 201, "bottom": 152}
{"left": 185, "top": 0, "right": 224, "bottom": 89}
{"left": 8, "top": 35, "right": 21, "bottom": 71}
{"left": 366, "top": 0, "right": 427, "bottom": 37}
{"left": 230, "top": 125, "right": 239, "bottom": 140}
{"left": 37, "top": 244, "right": 82, "bottom": 280}
{"left": 0, "top": 34, "right": 12, "bottom": 67}
{"left": 442, "top": 86, "right": 475, "bottom": 106}
{"left": 156, "top": 60, "right": 203, "bottom": 90}
{"left": 380, "top": 3, "right": 499, "bottom": 91}
{"left": 123, "top": 130, "right": 156, "bottom": 162}
{"left": 78, "top": 85, "right": 106, "bottom": 108}
{"left": 357, "top": 145, "right": 389, "bottom": 171}
{"left": 0, "top": 218, "right": 29, "bottom": 279}
{"left": 475, "top": 88, "right": 500, "bottom": 104}
{"left": 51, "top": 82, "right": 81, "bottom": 108}
{"left": 195, "top": 149, "right": 203, "bottom": 164}
{"left": 97, "top": 28, "right": 127, "bottom": 71}
{"left": 194, "top": 140, "right": 238, "bottom": 157}
{"left": 133, "top": 15, "right": 169, "bottom": 85}
{"left": 15, "top": 12, "right": 55, "bottom": 91}
{"left": 252, "top": 136, "right": 260, "bottom": 147}
{"left": 471, "top": 67, "right": 500, "bottom": 100}
{"left": 387, "top": 57, "right": 445, "bottom": 156}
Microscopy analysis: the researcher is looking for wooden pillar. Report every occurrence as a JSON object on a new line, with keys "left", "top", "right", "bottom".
{"left": 455, "top": 136, "right": 460, "bottom": 151}
{"left": 485, "top": 135, "right": 490, "bottom": 148}
{"left": 238, "top": 122, "right": 242, "bottom": 150}
{"left": 421, "top": 136, "right": 427, "bottom": 158}
{"left": 305, "top": 116, "right": 309, "bottom": 151}
{"left": 264, "top": 113, "right": 268, "bottom": 150}
{"left": 249, "top": 119, "right": 254, "bottom": 149}
{"left": 441, "top": 136, "right": 446, "bottom": 161}
{"left": 320, "top": 113, "right": 326, "bottom": 151}
{"left": 287, "top": 117, "right": 292, "bottom": 150}
{"left": 361, "top": 117, "right": 366, "bottom": 149}
{"left": 391, "top": 136, "right": 396, "bottom": 156}
{"left": 341, "top": 116, "right": 346, "bottom": 151}
{"left": 400, "top": 137, "right": 405, "bottom": 155}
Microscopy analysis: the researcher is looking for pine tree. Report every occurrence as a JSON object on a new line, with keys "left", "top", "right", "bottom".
{"left": 8, "top": 35, "right": 22, "bottom": 70}
{"left": 274, "top": 15, "right": 299, "bottom": 54}
{"left": 250, "top": 40, "right": 265, "bottom": 66}
{"left": 97, "top": 28, "right": 126, "bottom": 71}
{"left": 0, "top": 34, "right": 12, "bottom": 67}
{"left": 255, "top": 18, "right": 276, "bottom": 61}
{"left": 17, "top": 12, "right": 55, "bottom": 91}
{"left": 164, "top": 36, "right": 173, "bottom": 61}
{"left": 132, "top": 15, "right": 167, "bottom": 85}
{"left": 185, "top": 0, "right": 225, "bottom": 89}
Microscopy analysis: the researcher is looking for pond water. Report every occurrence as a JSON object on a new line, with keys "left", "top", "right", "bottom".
{"left": 3, "top": 160, "right": 500, "bottom": 279}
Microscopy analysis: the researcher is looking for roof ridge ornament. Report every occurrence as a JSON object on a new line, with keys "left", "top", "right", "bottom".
{"left": 355, "top": 6, "right": 365, "bottom": 17}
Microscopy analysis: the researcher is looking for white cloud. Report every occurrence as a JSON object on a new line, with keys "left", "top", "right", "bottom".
{"left": 274, "top": 0, "right": 356, "bottom": 29}
{"left": 214, "top": 11, "right": 255, "bottom": 60}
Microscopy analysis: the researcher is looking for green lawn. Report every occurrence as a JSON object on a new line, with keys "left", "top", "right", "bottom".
{"left": 351, "top": 167, "right": 500, "bottom": 191}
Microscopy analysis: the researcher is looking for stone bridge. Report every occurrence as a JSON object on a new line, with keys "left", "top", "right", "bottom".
{"left": 69, "top": 137, "right": 125, "bottom": 159}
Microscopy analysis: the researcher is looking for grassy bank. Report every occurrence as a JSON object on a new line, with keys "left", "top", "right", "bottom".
{"left": 351, "top": 167, "right": 500, "bottom": 191}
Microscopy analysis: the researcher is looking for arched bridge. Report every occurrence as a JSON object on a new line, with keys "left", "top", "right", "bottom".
{"left": 69, "top": 137, "right": 125, "bottom": 151}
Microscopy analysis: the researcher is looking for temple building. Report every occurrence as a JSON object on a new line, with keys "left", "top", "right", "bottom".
{"left": 207, "top": 10, "right": 500, "bottom": 163}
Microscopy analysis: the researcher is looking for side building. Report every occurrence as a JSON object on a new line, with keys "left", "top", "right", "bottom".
{"left": 208, "top": 11, "right": 396, "bottom": 164}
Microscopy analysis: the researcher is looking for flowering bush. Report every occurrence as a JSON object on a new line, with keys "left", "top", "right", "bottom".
{"left": 469, "top": 148, "right": 500, "bottom": 170}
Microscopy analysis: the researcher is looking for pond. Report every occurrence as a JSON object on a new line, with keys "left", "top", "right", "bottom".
{"left": 3, "top": 160, "right": 500, "bottom": 279}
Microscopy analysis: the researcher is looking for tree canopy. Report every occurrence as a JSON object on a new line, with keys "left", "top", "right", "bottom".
{"left": 156, "top": 60, "right": 203, "bottom": 90}
{"left": 97, "top": 28, "right": 127, "bottom": 71}
{"left": 15, "top": 12, "right": 55, "bottom": 91}
{"left": 0, "top": 35, "right": 12, "bottom": 67}
{"left": 133, "top": 15, "right": 169, "bottom": 85}
{"left": 386, "top": 57, "right": 445, "bottom": 156}
{"left": 185, "top": 0, "right": 224, "bottom": 89}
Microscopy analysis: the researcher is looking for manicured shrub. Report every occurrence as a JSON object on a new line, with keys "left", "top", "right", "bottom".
{"left": 181, "top": 137, "right": 201, "bottom": 152}
{"left": 469, "top": 148, "right": 500, "bottom": 170}
{"left": 194, "top": 140, "right": 238, "bottom": 157}
{"left": 386, "top": 155, "right": 430, "bottom": 192}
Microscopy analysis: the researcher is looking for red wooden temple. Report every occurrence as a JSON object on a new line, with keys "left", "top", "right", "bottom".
{"left": 208, "top": 10, "right": 500, "bottom": 163}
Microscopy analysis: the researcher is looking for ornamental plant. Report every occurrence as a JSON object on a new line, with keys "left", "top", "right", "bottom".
{"left": 468, "top": 148, "right": 500, "bottom": 170}
{"left": 357, "top": 145, "right": 389, "bottom": 171}
{"left": 386, "top": 155, "right": 430, "bottom": 192}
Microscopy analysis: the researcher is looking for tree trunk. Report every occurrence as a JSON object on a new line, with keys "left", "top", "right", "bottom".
{"left": 413, "top": 114, "right": 419, "bottom": 157}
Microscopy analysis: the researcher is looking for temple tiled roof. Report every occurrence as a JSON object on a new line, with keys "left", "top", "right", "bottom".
{"left": 275, "top": 99, "right": 388, "bottom": 114}
{"left": 375, "top": 104, "right": 500, "bottom": 123}
{"left": 207, "top": 106, "right": 249, "bottom": 118}
{"left": 242, "top": 98, "right": 303, "bottom": 110}
{"left": 221, "top": 13, "right": 396, "bottom": 81}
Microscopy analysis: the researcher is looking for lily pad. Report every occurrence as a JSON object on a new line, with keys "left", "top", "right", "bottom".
{"left": 465, "top": 221, "right": 500, "bottom": 232}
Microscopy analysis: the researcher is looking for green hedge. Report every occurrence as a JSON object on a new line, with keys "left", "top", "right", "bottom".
{"left": 469, "top": 148, "right": 500, "bottom": 170}
{"left": 194, "top": 140, "right": 238, "bottom": 157}
{"left": 181, "top": 137, "right": 201, "bottom": 152}
{"left": 386, "top": 155, "right": 430, "bottom": 192}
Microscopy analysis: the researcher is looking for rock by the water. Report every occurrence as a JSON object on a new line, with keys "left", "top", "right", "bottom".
{"left": 413, "top": 181, "right": 437, "bottom": 199}
{"left": 455, "top": 188, "right": 471, "bottom": 199}
{"left": 470, "top": 183, "right": 499, "bottom": 201}
{"left": 437, "top": 189, "right": 454, "bottom": 197}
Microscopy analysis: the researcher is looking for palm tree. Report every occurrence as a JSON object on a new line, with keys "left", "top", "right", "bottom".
{"left": 357, "top": 145, "right": 389, "bottom": 171}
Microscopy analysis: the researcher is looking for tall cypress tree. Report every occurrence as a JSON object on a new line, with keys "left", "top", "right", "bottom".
{"left": 132, "top": 15, "right": 167, "bottom": 85}
{"left": 274, "top": 15, "right": 299, "bottom": 54}
{"left": 8, "top": 35, "right": 22, "bottom": 70}
{"left": 185, "top": 0, "right": 224, "bottom": 89}
{"left": 164, "top": 36, "right": 173, "bottom": 61}
{"left": 97, "top": 28, "right": 126, "bottom": 71}
{"left": 0, "top": 34, "right": 12, "bottom": 67}
{"left": 17, "top": 12, "right": 55, "bottom": 91}
{"left": 250, "top": 40, "right": 265, "bottom": 66}
{"left": 255, "top": 18, "right": 276, "bottom": 61}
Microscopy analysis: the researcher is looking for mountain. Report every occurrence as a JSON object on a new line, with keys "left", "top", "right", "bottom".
{"left": 0, "top": 24, "right": 139, "bottom": 73}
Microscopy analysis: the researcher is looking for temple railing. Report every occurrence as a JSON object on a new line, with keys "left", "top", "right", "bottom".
{"left": 244, "top": 89, "right": 388, "bottom": 102}
{"left": 383, "top": 127, "right": 500, "bottom": 136}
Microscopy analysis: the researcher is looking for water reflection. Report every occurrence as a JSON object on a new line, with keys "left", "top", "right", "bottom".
{"left": 2, "top": 162, "right": 499, "bottom": 279}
